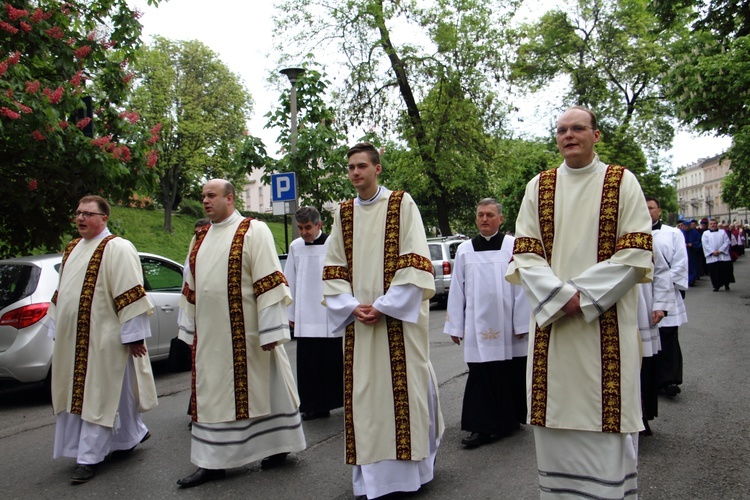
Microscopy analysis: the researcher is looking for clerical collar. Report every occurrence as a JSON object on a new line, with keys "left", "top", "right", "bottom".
{"left": 652, "top": 221, "right": 662, "bottom": 231}
{"left": 304, "top": 231, "right": 327, "bottom": 246}
{"left": 481, "top": 231, "right": 499, "bottom": 241}
{"left": 358, "top": 185, "right": 383, "bottom": 205}
{"left": 563, "top": 154, "right": 600, "bottom": 175}
{"left": 213, "top": 210, "right": 242, "bottom": 227}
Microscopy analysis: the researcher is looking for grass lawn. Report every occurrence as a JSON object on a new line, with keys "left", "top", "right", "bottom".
{"left": 109, "top": 206, "right": 292, "bottom": 263}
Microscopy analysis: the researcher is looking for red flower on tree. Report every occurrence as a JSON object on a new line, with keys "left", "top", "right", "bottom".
{"left": 45, "top": 26, "right": 63, "bottom": 39}
{"left": 73, "top": 45, "right": 92, "bottom": 59}
{"left": 0, "top": 107, "right": 21, "bottom": 119}
{"left": 42, "top": 86, "right": 64, "bottom": 104}
{"left": 25, "top": 80, "right": 40, "bottom": 94}
{"left": 75, "top": 117, "right": 91, "bottom": 130}
{"left": 31, "top": 130, "right": 46, "bottom": 141}
{"left": 5, "top": 3, "right": 29, "bottom": 21}
{"left": 27, "top": 179, "right": 38, "bottom": 191}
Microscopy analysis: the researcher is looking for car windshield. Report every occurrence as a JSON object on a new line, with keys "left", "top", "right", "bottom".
{"left": 0, "top": 264, "right": 41, "bottom": 309}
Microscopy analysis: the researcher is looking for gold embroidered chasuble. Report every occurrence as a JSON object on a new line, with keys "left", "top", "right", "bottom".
{"left": 323, "top": 188, "right": 443, "bottom": 465}
{"left": 49, "top": 234, "right": 155, "bottom": 427}
{"left": 506, "top": 159, "right": 653, "bottom": 434}
{"left": 179, "top": 212, "right": 295, "bottom": 424}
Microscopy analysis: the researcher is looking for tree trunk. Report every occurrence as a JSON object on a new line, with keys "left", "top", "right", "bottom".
{"left": 373, "top": 0, "right": 452, "bottom": 236}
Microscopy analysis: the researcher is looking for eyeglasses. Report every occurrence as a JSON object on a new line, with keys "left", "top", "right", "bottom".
{"left": 556, "top": 125, "right": 594, "bottom": 135}
{"left": 74, "top": 211, "right": 106, "bottom": 219}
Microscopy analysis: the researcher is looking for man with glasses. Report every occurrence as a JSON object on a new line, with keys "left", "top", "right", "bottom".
{"left": 507, "top": 106, "right": 652, "bottom": 498}
{"left": 49, "top": 195, "right": 157, "bottom": 484}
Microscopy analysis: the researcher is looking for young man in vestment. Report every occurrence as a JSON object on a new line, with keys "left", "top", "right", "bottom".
{"left": 647, "top": 197, "right": 689, "bottom": 399}
{"left": 506, "top": 106, "right": 653, "bottom": 498}
{"left": 49, "top": 195, "right": 157, "bottom": 484}
{"left": 636, "top": 212, "right": 673, "bottom": 434}
{"left": 285, "top": 206, "right": 343, "bottom": 420}
{"left": 702, "top": 218, "right": 734, "bottom": 291}
{"left": 176, "top": 179, "right": 305, "bottom": 488}
{"left": 444, "top": 199, "right": 529, "bottom": 448}
{"left": 323, "top": 142, "right": 444, "bottom": 499}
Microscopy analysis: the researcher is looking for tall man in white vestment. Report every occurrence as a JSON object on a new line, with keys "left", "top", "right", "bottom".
{"left": 176, "top": 179, "right": 305, "bottom": 488}
{"left": 506, "top": 107, "right": 653, "bottom": 499}
{"left": 285, "top": 206, "right": 343, "bottom": 421}
{"left": 647, "top": 197, "right": 689, "bottom": 400}
{"left": 323, "top": 142, "right": 444, "bottom": 499}
{"left": 50, "top": 195, "right": 157, "bottom": 484}
{"left": 444, "top": 199, "right": 529, "bottom": 448}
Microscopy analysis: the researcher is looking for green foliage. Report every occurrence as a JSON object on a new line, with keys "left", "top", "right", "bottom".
{"left": 258, "top": 64, "right": 353, "bottom": 228}
{"left": 657, "top": 1, "right": 750, "bottom": 208}
{"left": 0, "top": 0, "right": 163, "bottom": 258}
{"left": 130, "top": 37, "right": 253, "bottom": 232}
{"left": 511, "top": 0, "right": 678, "bottom": 157}
{"left": 179, "top": 199, "right": 204, "bottom": 219}
{"left": 273, "top": 0, "right": 520, "bottom": 235}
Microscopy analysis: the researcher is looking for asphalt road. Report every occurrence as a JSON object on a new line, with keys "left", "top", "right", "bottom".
{"left": 1, "top": 260, "right": 749, "bottom": 499}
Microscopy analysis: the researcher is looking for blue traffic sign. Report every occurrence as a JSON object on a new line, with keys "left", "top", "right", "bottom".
{"left": 271, "top": 172, "right": 297, "bottom": 202}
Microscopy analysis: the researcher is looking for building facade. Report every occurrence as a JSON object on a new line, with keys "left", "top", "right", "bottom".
{"left": 676, "top": 153, "right": 750, "bottom": 224}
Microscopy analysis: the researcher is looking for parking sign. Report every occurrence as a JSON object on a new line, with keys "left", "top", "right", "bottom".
{"left": 271, "top": 172, "right": 297, "bottom": 202}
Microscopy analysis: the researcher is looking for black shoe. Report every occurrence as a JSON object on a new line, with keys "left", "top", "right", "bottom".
{"left": 664, "top": 385, "right": 680, "bottom": 398}
{"left": 461, "top": 432, "right": 491, "bottom": 448}
{"left": 188, "top": 421, "right": 193, "bottom": 429}
{"left": 713, "top": 288, "right": 719, "bottom": 292}
{"left": 110, "top": 431, "right": 151, "bottom": 459}
{"left": 260, "top": 452, "right": 289, "bottom": 469}
{"left": 301, "top": 410, "right": 330, "bottom": 421}
{"left": 640, "top": 420, "right": 653, "bottom": 437}
{"left": 725, "top": 285, "right": 730, "bottom": 290}
{"left": 70, "top": 464, "right": 97, "bottom": 484}
{"left": 176, "top": 468, "right": 226, "bottom": 488}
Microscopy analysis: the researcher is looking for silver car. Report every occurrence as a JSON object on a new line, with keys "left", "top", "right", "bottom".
{"left": 0, "top": 252, "right": 184, "bottom": 387}
{"left": 427, "top": 235, "right": 468, "bottom": 307}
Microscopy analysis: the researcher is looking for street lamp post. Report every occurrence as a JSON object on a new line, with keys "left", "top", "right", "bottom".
{"left": 280, "top": 67, "right": 305, "bottom": 243}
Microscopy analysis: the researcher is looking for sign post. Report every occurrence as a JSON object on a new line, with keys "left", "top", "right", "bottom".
{"left": 271, "top": 172, "right": 297, "bottom": 253}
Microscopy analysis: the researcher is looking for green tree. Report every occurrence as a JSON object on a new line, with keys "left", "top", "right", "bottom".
{"left": 0, "top": 0, "right": 162, "bottom": 257}
{"left": 261, "top": 66, "right": 352, "bottom": 228}
{"left": 274, "top": 0, "right": 518, "bottom": 235}
{"left": 656, "top": 1, "right": 750, "bottom": 207}
{"left": 512, "top": 0, "right": 678, "bottom": 155}
{"left": 130, "top": 37, "right": 253, "bottom": 233}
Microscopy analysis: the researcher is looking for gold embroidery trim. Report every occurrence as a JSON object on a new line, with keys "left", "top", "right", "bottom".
{"left": 529, "top": 169, "right": 557, "bottom": 426}
{"left": 114, "top": 285, "right": 147, "bottom": 313}
{"left": 538, "top": 168, "right": 557, "bottom": 265}
{"left": 52, "top": 238, "right": 82, "bottom": 305}
{"left": 71, "top": 235, "right": 116, "bottom": 415}
{"left": 253, "top": 270, "right": 289, "bottom": 297}
{"left": 383, "top": 191, "right": 412, "bottom": 460}
{"left": 513, "top": 237, "right": 544, "bottom": 258}
{"left": 228, "top": 218, "right": 252, "bottom": 420}
{"left": 616, "top": 232, "right": 653, "bottom": 252}
{"left": 395, "top": 252, "right": 434, "bottom": 275}
{"left": 340, "top": 198, "right": 357, "bottom": 464}
{"left": 597, "top": 165, "right": 624, "bottom": 432}
{"left": 344, "top": 322, "right": 356, "bottom": 464}
{"left": 322, "top": 265, "right": 349, "bottom": 281}
{"left": 188, "top": 224, "right": 209, "bottom": 420}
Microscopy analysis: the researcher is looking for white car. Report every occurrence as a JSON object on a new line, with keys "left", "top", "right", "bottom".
{"left": 0, "top": 252, "right": 184, "bottom": 387}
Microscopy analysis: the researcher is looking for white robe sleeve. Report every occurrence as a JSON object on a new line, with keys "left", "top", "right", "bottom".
{"left": 258, "top": 301, "right": 291, "bottom": 346}
{"left": 443, "top": 247, "right": 467, "bottom": 338}
{"left": 326, "top": 293, "right": 360, "bottom": 334}
{"left": 652, "top": 248, "right": 674, "bottom": 313}
{"left": 511, "top": 282, "right": 531, "bottom": 335}
{"left": 569, "top": 262, "right": 641, "bottom": 323}
{"left": 121, "top": 312, "right": 151, "bottom": 344}
{"left": 517, "top": 266, "right": 578, "bottom": 328}
{"left": 669, "top": 230, "right": 689, "bottom": 291}
{"left": 372, "top": 283, "right": 423, "bottom": 324}
{"left": 284, "top": 242, "right": 298, "bottom": 323}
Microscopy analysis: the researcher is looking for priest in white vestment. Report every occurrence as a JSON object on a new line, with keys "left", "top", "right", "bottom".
{"left": 49, "top": 195, "right": 157, "bottom": 484}
{"left": 444, "top": 199, "right": 529, "bottom": 448}
{"left": 176, "top": 179, "right": 305, "bottom": 488}
{"left": 648, "top": 197, "right": 689, "bottom": 398}
{"left": 323, "top": 143, "right": 444, "bottom": 499}
{"left": 506, "top": 107, "right": 653, "bottom": 499}
{"left": 285, "top": 206, "right": 343, "bottom": 420}
{"left": 702, "top": 218, "right": 734, "bottom": 291}
{"left": 636, "top": 222, "right": 673, "bottom": 434}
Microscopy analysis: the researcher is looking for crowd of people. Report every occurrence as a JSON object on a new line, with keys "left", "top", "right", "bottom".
{"left": 48, "top": 106, "right": 725, "bottom": 498}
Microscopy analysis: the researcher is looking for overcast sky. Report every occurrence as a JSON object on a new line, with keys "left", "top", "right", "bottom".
{"left": 129, "top": 0, "right": 732, "bottom": 170}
